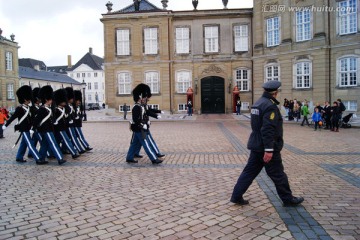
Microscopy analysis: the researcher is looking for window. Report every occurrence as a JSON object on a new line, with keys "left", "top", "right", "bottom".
{"left": 176, "top": 71, "right": 191, "bottom": 93}
{"left": 77, "top": 73, "right": 80, "bottom": 78}
{"left": 87, "top": 73, "right": 91, "bottom": 77}
{"left": 265, "top": 65, "right": 280, "bottom": 82}
{"left": 94, "top": 72, "right": 98, "bottom": 77}
{"left": 294, "top": 61, "right": 312, "bottom": 88}
{"left": 7, "top": 84, "right": 15, "bottom": 100}
{"left": 87, "top": 83, "right": 92, "bottom": 90}
{"left": 343, "top": 100, "right": 357, "bottom": 111}
{"left": 204, "top": 26, "right": 219, "bottom": 53}
{"left": 144, "top": 28, "right": 158, "bottom": 55}
{"left": 94, "top": 82, "right": 98, "bottom": 90}
{"left": 175, "top": 27, "right": 190, "bottom": 54}
{"left": 235, "top": 69, "right": 250, "bottom": 91}
{"left": 88, "top": 94, "right": 92, "bottom": 101}
{"left": 296, "top": 10, "right": 311, "bottom": 41}
{"left": 241, "top": 102, "right": 249, "bottom": 111}
{"left": 82, "top": 73, "right": 85, "bottom": 78}
{"left": 118, "top": 72, "right": 132, "bottom": 94}
{"left": 148, "top": 104, "right": 159, "bottom": 110}
{"left": 178, "top": 104, "right": 188, "bottom": 111}
{"left": 5, "top": 52, "right": 13, "bottom": 70}
{"left": 339, "top": 57, "right": 358, "bottom": 87}
{"left": 117, "top": 29, "right": 130, "bottom": 56}
{"left": 119, "top": 105, "right": 131, "bottom": 112}
{"left": 234, "top": 25, "right": 248, "bottom": 52}
{"left": 145, "top": 71, "right": 160, "bottom": 94}
{"left": 267, "top": 17, "right": 280, "bottom": 47}
{"left": 339, "top": 0, "right": 357, "bottom": 35}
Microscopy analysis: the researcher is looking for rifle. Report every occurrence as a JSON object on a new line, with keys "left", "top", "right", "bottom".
{"left": 12, "top": 132, "right": 22, "bottom": 149}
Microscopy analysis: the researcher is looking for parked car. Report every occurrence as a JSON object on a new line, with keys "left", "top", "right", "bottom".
{"left": 86, "top": 103, "right": 100, "bottom": 110}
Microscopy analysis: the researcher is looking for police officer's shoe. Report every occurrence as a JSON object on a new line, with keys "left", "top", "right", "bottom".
{"left": 72, "top": 154, "right": 80, "bottom": 159}
{"left": 151, "top": 159, "right": 163, "bottom": 164}
{"left": 156, "top": 153, "right": 165, "bottom": 158}
{"left": 16, "top": 159, "right": 27, "bottom": 163}
{"left": 126, "top": 159, "right": 138, "bottom": 163}
{"left": 134, "top": 154, "right": 143, "bottom": 158}
{"left": 58, "top": 159, "right": 67, "bottom": 165}
{"left": 230, "top": 197, "right": 249, "bottom": 206}
{"left": 283, "top": 196, "right": 304, "bottom": 207}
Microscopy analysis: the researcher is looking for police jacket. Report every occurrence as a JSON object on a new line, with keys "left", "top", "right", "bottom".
{"left": 131, "top": 103, "right": 147, "bottom": 132}
{"left": 53, "top": 107, "right": 67, "bottom": 132}
{"left": 65, "top": 104, "right": 75, "bottom": 128}
{"left": 33, "top": 106, "right": 54, "bottom": 133}
{"left": 73, "top": 106, "right": 82, "bottom": 128}
{"left": 5, "top": 104, "right": 32, "bottom": 132}
{"left": 247, "top": 92, "right": 284, "bottom": 152}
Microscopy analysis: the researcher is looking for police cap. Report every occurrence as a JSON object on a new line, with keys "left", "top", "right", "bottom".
{"left": 262, "top": 80, "right": 281, "bottom": 92}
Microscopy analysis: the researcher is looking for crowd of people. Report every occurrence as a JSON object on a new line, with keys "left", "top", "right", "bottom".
{"left": 283, "top": 98, "right": 347, "bottom": 131}
{"left": 1, "top": 85, "right": 92, "bottom": 165}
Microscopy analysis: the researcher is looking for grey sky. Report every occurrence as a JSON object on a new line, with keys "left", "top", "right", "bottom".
{"left": 0, "top": 0, "right": 253, "bottom": 66}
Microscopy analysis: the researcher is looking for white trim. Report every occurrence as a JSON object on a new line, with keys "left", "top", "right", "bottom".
{"left": 295, "top": 9, "right": 312, "bottom": 42}
{"left": 234, "top": 68, "right": 251, "bottom": 92}
{"left": 264, "top": 63, "right": 281, "bottom": 82}
{"left": 175, "top": 70, "right": 192, "bottom": 93}
{"left": 117, "top": 71, "right": 132, "bottom": 95}
{"left": 144, "top": 71, "right": 160, "bottom": 94}
{"left": 293, "top": 60, "right": 312, "bottom": 89}
{"left": 178, "top": 103, "right": 188, "bottom": 112}
{"left": 336, "top": 55, "right": 359, "bottom": 87}
{"left": 266, "top": 16, "right": 280, "bottom": 47}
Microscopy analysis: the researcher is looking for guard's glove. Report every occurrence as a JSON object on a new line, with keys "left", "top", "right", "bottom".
{"left": 147, "top": 121, "right": 151, "bottom": 125}
{"left": 143, "top": 124, "right": 148, "bottom": 130}
{"left": 157, "top": 115, "right": 162, "bottom": 119}
{"left": 161, "top": 111, "right": 165, "bottom": 114}
{"left": 2, "top": 125, "right": 6, "bottom": 130}
{"left": 30, "top": 130, "right": 34, "bottom": 135}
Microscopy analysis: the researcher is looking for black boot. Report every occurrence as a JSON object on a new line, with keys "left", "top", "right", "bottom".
{"left": 283, "top": 196, "right": 304, "bottom": 207}
{"left": 16, "top": 159, "right": 27, "bottom": 163}
{"left": 151, "top": 159, "right": 163, "bottom": 164}
{"left": 134, "top": 154, "right": 143, "bottom": 158}
{"left": 230, "top": 197, "right": 249, "bottom": 206}
{"left": 126, "top": 159, "right": 138, "bottom": 163}
{"left": 58, "top": 159, "right": 67, "bottom": 165}
{"left": 36, "top": 159, "right": 49, "bottom": 165}
{"left": 156, "top": 153, "right": 165, "bottom": 158}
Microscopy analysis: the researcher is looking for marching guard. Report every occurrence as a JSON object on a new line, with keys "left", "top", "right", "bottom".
{"left": 73, "top": 90, "right": 92, "bottom": 151}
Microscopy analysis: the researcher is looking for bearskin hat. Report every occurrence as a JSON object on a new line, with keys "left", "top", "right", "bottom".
{"left": 74, "top": 90, "right": 82, "bottom": 102}
{"left": 32, "top": 87, "right": 40, "bottom": 103}
{"left": 54, "top": 89, "right": 68, "bottom": 106}
{"left": 132, "top": 83, "right": 149, "bottom": 102}
{"left": 16, "top": 85, "right": 33, "bottom": 104}
{"left": 65, "top": 87, "right": 74, "bottom": 100}
{"left": 38, "top": 85, "right": 53, "bottom": 103}
{"left": 144, "top": 84, "right": 152, "bottom": 98}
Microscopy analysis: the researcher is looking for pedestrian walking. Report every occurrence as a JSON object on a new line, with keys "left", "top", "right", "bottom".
{"left": 74, "top": 90, "right": 93, "bottom": 152}
{"left": 0, "top": 107, "right": 8, "bottom": 138}
{"left": 323, "top": 101, "right": 332, "bottom": 129}
{"left": 300, "top": 103, "right": 310, "bottom": 126}
{"left": 123, "top": 103, "right": 128, "bottom": 120}
{"left": 331, "top": 101, "right": 341, "bottom": 132}
{"left": 230, "top": 80, "right": 304, "bottom": 207}
{"left": 312, "top": 108, "right": 322, "bottom": 131}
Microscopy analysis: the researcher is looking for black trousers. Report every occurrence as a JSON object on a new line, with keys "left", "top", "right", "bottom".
{"left": 231, "top": 151, "right": 293, "bottom": 203}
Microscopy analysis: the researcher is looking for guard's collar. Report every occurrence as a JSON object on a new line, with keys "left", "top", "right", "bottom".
{"left": 262, "top": 92, "right": 280, "bottom": 105}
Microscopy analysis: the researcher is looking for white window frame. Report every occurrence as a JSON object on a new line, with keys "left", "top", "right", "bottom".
{"left": 117, "top": 71, "right": 132, "bottom": 95}
{"left": 337, "top": 56, "right": 359, "bottom": 87}
{"left": 7, "top": 83, "right": 15, "bottom": 100}
{"left": 116, "top": 29, "right": 130, "bottom": 56}
{"left": 5, "top": 52, "right": 13, "bottom": 71}
{"left": 241, "top": 102, "right": 249, "bottom": 111}
{"left": 145, "top": 71, "right": 160, "bottom": 94}
{"left": 76, "top": 73, "right": 80, "bottom": 78}
{"left": 293, "top": 61, "right": 312, "bottom": 89}
{"left": 176, "top": 70, "right": 192, "bottom": 93}
{"left": 338, "top": 0, "right": 358, "bottom": 35}
{"left": 94, "top": 72, "right": 98, "bottom": 77}
{"left": 87, "top": 82, "right": 91, "bottom": 90}
{"left": 266, "top": 16, "right": 280, "bottom": 47}
{"left": 264, "top": 64, "right": 281, "bottom": 82}
{"left": 343, "top": 100, "right": 357, "bottom": 111}
{"left": 82, "top": 73, "right": 85, "bottom": 78}
{"left": 119, "top": 105, "right": 131, "bottom": 112}
{"left": 175, "top": 27, "right": 190, "bottom": 54}
{"left": 178, "top": 104, "right": 188, "bottom": 112}
{"left": 296, "top": 10, "right": 312, "bottom": 42}
{"left": 234, "top": 25, "right": 249, "bottom": 52}
{"left": 148, "top": 104, "right": 159, "bottom": 110}
{"left": 204, "top": 25, "right": 219, "bottom": 53}
{"left": 234, "top": 68, "right": 251, "bottom": 92}
{"left": 144, "top": 27, "right": 158, "bottom": 55}
{"left": 94, "top": 82, "right": 98, "bottom": 90}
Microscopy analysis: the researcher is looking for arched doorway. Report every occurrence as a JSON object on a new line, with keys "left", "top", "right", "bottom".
{"left": 201, "top": 76, "right": 225, "bottom": 114}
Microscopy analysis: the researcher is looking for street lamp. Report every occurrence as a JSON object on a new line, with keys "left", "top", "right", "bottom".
{"left": 81, "top": 79, "right": 87, "bottom": 121}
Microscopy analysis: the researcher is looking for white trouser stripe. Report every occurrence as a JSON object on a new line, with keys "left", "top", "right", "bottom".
{"left": 76, "top": 128, "right": 88, "bottom": 147}
{"left": 144, "top": 139, "right": 157, "bottom": 160}
{"left": 148, "top": 135, "right": 159, "bottom": 154}
{"left": 23, "top": 133, "right": 39, "bottom": 160}
{"left": 69, "top": 128, "right": 84, "bottom": 151}
{"left": 60, "top": 132, "right": 75, "bottom": 155}
{"left": 47, "top": 132, "right": 62, "bottom": 160}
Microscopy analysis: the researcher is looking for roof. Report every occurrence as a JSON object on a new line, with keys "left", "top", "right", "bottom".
{"left": 114, "top": 0, "right": 164, "bottom": 14}
{"left": 70, "top": 52, "right": 104, "bottom": 71}
{"left": 47, "top": 65, "right": 70, "bottom": 74}
{"left": 19, "top": 58, "right": 47, "bottom": 71}
{"left": 19, "top": 66, "right": 81, "bottom": 85}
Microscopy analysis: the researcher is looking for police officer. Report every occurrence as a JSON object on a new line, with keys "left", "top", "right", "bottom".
{"left": 230, "top": 80, "right": 304, "bottom": 206}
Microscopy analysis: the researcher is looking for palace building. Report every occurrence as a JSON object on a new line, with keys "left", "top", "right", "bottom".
{"left": 101, "top": 0, "right": 360, "bottom": 114}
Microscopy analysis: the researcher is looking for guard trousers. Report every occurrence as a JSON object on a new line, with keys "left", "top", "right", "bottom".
{"left": 127, "top": 131, "right": 157, "bottom": 161}
{"left": 16, "top": 131, "right": 41, "bottom": 161}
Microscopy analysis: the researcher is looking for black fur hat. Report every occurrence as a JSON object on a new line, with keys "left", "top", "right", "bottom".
{"left": 54, "top": 89, "right": 68, "bottom": 106}
{"left": 132, "top": 83, "right": 149, "bottom": 102}
{"left": 38, "top": 85, "right": 53, "bottom": 103}
{"left": 144, "top": 84, "right": 152, "bottom": 98}
{"left": 74, "top": 90, "right": 82, "bottom": 102}
{"left": 32, "top": 87, "right": 40, "bottom": 103}
{"left": 65, "top": 87, "right": 74, "bottom": 100}
{"left": 16, "top": 85, "right": 33, "bottom": 104}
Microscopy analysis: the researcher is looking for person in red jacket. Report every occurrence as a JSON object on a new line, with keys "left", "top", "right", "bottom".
{"left": 0, "top": 108, "right": 8, "bottom": 138}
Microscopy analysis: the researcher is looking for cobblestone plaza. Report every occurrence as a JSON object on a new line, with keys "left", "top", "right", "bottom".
{"left": 0, "top": 116, "right": 359, "bottom": 239}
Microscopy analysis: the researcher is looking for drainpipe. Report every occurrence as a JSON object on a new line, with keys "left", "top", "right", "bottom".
{"left": 327, "top": 0, "right": 332, "bottom": 103}
{"left": 251, "top": 12, "right": 254, "bottom": 105}
{"left": 168, "top": 15, "right": 173, "bottom": 114}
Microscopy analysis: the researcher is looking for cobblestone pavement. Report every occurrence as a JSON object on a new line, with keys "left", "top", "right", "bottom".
{"left": 0, "top": 117, "right": 359, "bottom": 240}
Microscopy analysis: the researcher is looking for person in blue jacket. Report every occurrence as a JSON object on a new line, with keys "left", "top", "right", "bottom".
{"left": 312, "top": 108, "right": 322, "bottom": 131}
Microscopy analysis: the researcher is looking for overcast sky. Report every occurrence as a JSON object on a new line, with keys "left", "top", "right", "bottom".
{"left": 0, "top": 0, "right": 253, "bottom": 66}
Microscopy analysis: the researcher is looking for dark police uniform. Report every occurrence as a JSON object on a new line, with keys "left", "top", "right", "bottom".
{"left": 230, "top": 80, "right": 304, "bottom": 206}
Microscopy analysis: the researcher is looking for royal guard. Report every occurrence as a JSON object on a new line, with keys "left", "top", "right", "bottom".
{"left": 53, "top": 89, "right": 80, "bottom": 159}
{"left": 73, "top": 90, "right": 92, "bottom": 151}
{"left": 3, "top": 85, "right": 43, "bottom": 164}
{"left": 126, "top": 83, "right": 162, "bottom": 164}
{"left": 33, "top": 85, "right": 66, "bottom": 165}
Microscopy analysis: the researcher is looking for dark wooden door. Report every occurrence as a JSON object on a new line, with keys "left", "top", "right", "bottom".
{"left": 201, "top": 77, "right": 225, "bottom": 114}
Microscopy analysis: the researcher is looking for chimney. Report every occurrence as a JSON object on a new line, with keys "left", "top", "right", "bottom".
{"left": 67, "top": 55, "right": 72, "bottom": 68}
{"left": 89, "top": 47, "right": 93, "bottom": 54}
